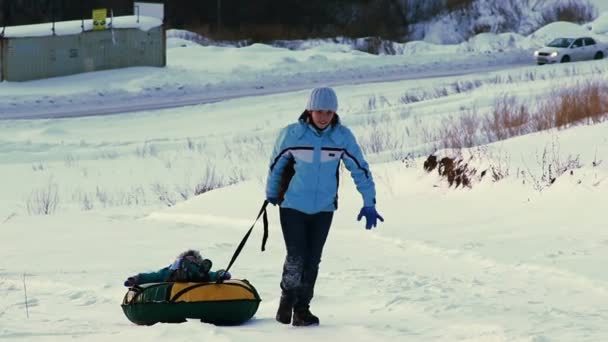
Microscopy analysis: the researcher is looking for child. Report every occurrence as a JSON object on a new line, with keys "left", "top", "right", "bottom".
{"left": 123, "top": 249, "right": 231, "bottom": 286}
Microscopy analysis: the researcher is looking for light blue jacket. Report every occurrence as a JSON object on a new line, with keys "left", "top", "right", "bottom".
{"left": 266, "top": 116, "right": 376, "bottom": 214}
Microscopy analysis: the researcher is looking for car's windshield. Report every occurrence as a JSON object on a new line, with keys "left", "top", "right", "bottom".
{"left": 547, "top": 38, "right": 574, "bottom": 48}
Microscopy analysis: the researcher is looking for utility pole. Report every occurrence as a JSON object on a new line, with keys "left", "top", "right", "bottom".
{"left": 217, "top": 0, "right": 222, "bottom": 33}
{"left": 51, "top": 0, "right": 56, "bottom": 35}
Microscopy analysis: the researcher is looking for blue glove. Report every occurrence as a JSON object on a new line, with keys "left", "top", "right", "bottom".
{"left": 357, "top": 206, "right": 384, "bottom": 230}
{"left": 267, "top": 197, "right": 279, "bottom": 206}
{"left": 123, "top": 276, "right": 138, "bottom": 287}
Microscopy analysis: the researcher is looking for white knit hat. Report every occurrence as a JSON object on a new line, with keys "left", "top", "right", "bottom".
{"left": 306, "top": 87, "right": 338, "bottom": 112}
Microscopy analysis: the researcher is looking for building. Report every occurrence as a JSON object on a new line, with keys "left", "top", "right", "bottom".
{"left": 0, "top": 13, "right": 165, "bottom": 81}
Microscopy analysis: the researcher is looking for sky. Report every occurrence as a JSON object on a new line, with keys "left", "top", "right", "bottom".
{"left": 1, "top": 3, "right": 608, "bottom": 342}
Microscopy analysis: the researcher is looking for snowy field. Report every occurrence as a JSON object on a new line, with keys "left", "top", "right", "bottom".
{"left": 2, "top": 5, "right": 608, "bottom": 342}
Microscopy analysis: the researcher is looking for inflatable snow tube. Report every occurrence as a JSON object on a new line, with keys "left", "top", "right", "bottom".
{"left": 121, "top": 279, "right": 261, "bottom": 326}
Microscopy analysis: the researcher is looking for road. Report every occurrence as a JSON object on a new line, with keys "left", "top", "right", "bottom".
{"left": 0, "top": 57, "right": 532, "bottom": 120}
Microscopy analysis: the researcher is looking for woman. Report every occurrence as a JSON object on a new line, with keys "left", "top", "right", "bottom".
{"left": 266, "top": 87, "right": 384, "bottom": 326}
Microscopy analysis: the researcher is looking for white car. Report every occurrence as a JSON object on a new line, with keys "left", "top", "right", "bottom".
{"left": 534, "top": 37, "right": 605, "bottom": 65}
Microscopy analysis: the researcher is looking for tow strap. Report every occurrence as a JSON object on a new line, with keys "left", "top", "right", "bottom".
{"left": 224, "top": 200, "right": 269, "bottom": 274}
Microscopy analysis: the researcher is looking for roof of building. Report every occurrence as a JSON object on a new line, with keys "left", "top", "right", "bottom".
{"left": 2, "top": 16, "right": 162, "bottom": 38}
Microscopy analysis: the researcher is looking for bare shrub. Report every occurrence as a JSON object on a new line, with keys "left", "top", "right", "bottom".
{"left": 31, "top": 163, "right": 45, "bottom": 172}
{"left": 523, "top": 138, "right": 583, "bottom": 191}
{"left": 398, "top": 86, "right": 452, "bottom": 105}
{"left": 540, "top": 0, "right": 597, "bottom": 26}
{"left": 193, "top": 164, "right": 246, "bottom": 196}
{"left": 358, "top": 114, "right": 404, "bottom": 155}
{"left": 96, "top": 186, "right": 109, "bottom": 207}
{"left": 423, "top": 154, "right": 477, "bottom": 188}
{"left": 452, "top": 79, "right": 483, "bottom": 94}
{"left": 399, "top": 93, "right": 422, "bottom": 104}
{"left": 64, "top": 154, "right": 77, "bottom": 168}
{"left": 97, "top": 150, "right": 119, "bottom": 159}
{"left": 151, "top": 183, "right": 177, "bottom": 207}
{"left": 554, "top": 88, "right": 579, "bottom": 128}
{"left": 531, "top": 96, "right": 557, "bottom": 132}
{"left": 227, "top": 168, "right": 247, "bottom": 185}
{"left": 135, "top": 141, "right": 159, "bottom": 158}
{"left": 423, "top": 80, "right": 607, "bottom": 165}
{"left": 592, "top": 149, "right": 603, "bottom": 168}
{"left": 363, "top": 95, "right": 392, "bottom": 112}
{"left": 26, "top": 179, "right": 59, "bottom": 215}
{"left": 488, "top": 152, "right": 511, "bottom": 182}
{"left": 437, "top": 116, "right": 464, "bottom": 149}
{"left": 363, "top": 123, "right": 394, "bottom": 154}
{"left": 186, "top": 137, "right": 196, "bottom": 151}
{"left": 123, "top": 187, "right": 147, "bottom": 206}
{"left": 552, "top": 81, "right": 608, "bottom": 128}
{"left": 194, "top": 165, "right": 222, "bottom": 196}
{"left": 401, "top": 153, "right": 417, "bottom": 168}
{"left": 434, "top": 87, "right": 449, "bottom": 98}
{"left": 176, "top": 184, "right": 191, "bottom": 201}
{"left": 459, "top": 109, "right": 481, "bottom": 148}
{"left": 81, "top": 194, "right": 93, "bottom": 211}
{"left": 482, "top": 95, "right": 531, "bottom": 143}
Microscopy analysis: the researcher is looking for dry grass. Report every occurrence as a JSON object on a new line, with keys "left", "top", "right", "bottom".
{"left": 422, "top": 80, "right": 606, "bottom": 190}
{"left": 483, "top": 95, "right": 531, "bottom": 142}
{"left": 26, "top": 178, "right": 59, "bottom": 215}
{"left": 431, "top": 81, "right": 608, "bottom": 149}
{"left": 539, "top": 81, "right": 608, "bottom": 129}
{"left": 436, "top": 108, "right": 481, "bottom": 149}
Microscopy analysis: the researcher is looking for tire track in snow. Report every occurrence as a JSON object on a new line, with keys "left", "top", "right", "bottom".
{"left": 319, "top": 228, "right": 608, "bottom": 340}
{"left": 367, "top": 233, "right": 608, "bottom": 298}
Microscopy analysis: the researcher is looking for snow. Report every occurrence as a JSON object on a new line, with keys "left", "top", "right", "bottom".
{"left": 2, "top": 16, "right": 162, "bottom": 38}
{"left": 1, "top": 5, "right": 608, "bottom": 342}
{"left": 412, "top": 0, "right": 608, "bottom": 45}
{"left": 527, "top": 21, "right": 595, "bottom": 47}
{"left": 589, "top": 12, "right": 608, "bottom": 35}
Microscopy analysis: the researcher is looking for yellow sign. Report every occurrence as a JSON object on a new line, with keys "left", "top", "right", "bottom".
{"left": 92, "top": 9, "right": 107, "bottom": 31}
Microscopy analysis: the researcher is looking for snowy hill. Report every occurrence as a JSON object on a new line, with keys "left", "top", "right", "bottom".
{"left": 411, "top": 0, "right": 608, "bottom": 44}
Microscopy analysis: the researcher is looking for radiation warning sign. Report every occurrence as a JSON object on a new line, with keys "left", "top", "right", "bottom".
{"left": 93, "top": 9, "right": 107, "bottom": 30}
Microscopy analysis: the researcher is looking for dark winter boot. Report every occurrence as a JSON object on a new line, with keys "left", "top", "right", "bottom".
{"left": 276, "top": 293, "right": 295, "bottom": 324}
{"left": 292, "top": 308, "right": 320, "bottom": 326}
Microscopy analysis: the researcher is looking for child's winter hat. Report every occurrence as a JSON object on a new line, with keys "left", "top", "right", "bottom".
{"left": 170, "top": 249, "right": 204, "bottom": 270}
{"left": 306, "top": 87, "right": 338, "bottom": 113}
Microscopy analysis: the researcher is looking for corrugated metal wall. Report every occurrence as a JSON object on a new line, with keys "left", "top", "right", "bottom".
{"left": 0, "top": 26, "right": 165, "bottom": 81}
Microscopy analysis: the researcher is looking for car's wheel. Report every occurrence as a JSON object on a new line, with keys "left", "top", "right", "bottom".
{"left": 594, "top": 51, "right": 604, "bottom": 60}
{"left": 560, "top": 55, "right": 570, "bottom": 63}
{"left": 537, "top": 62, "right": 545, "bottom": 65}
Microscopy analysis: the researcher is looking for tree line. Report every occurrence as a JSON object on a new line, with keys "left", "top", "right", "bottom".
{"left": 0, "top": 0, "right": 475, "bottom": 40}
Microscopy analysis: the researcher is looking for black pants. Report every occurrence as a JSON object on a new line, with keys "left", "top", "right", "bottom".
{"left": 279, "top": 207, "right": 333, "bottom": 311}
